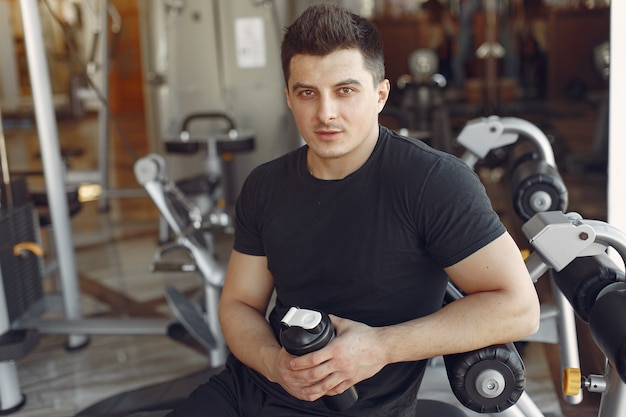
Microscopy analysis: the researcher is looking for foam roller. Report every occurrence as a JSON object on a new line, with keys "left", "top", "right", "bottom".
{"left": 552, "top": 253, "right": 624, "bottom": 322}
{"left": 444, "top": 343, "right": 525, "bottom": 413}
{"left": 510, "top": 159, "right": 568, "bottom": 221}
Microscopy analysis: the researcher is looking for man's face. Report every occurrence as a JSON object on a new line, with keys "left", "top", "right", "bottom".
{"left": 285, "top": 49, "right": 389, "bottom": 164}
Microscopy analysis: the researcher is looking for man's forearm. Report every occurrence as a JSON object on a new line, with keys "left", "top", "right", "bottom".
{"left": 377, "top": 288, "right": 539, "bottom": 365}
{"left": 219, "top": 299, "right": 282, "bottom": 381}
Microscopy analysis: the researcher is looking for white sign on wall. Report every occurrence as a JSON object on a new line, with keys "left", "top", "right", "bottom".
{"left": 235, "top": 17, "right": 266, "bottom": 69}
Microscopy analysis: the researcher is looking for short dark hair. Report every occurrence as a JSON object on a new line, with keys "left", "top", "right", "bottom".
{"left": 281, "top": 3, "right": 385, "bottom": 86}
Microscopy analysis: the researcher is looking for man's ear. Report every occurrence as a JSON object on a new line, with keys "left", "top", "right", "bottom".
{"left": 377, "top": 79, "right": 391, "bottom": 111}
{"left": 284, "top": 87, "right": 292, "bottom": 110}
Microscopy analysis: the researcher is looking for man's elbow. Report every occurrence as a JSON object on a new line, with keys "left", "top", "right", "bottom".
{"left": 517, "top": 295, "right": 541, "bottom": 339}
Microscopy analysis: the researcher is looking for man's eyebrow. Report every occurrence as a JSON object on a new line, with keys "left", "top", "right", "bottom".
{"left": 291, "top": 82, "right": 314, "bottom": 92}
{"left": 290, "top": 78, "right": 363, "bottom": 92}
{"left": 335, "top": 78, "right": 363, "bottom": 87}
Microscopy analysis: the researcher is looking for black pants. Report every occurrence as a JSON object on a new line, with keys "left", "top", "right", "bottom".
{"left": 167, "top": 355, "right": 425, "bottom": 417}
{"left": 165, "top": 355, "right": 337, "bottom": 417}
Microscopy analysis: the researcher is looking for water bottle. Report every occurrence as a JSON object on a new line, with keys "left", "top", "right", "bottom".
{"left": 279, "top": 306, "right": 359, "bottom": 411}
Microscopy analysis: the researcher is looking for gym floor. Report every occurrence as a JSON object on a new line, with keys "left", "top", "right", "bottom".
{"left": 2, "top": 94, "right": 608, "bottom": 416}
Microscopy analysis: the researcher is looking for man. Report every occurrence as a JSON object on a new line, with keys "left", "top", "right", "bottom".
{"left": 167, "top": 3, "right": 539, "bottom": 416}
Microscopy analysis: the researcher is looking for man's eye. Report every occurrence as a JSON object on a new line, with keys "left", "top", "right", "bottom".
{"left": 339, "top": 87, "right": 354, "bottom": 95}
{"left": 300, "top": 90, "right": 315, "bottom": 97}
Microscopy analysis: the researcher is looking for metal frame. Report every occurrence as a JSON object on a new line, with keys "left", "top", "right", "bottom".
{"left": 456, "top": 115, "right": 581, "bottom": 405}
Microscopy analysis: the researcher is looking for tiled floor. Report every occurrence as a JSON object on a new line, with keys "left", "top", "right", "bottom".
{"left": 1, "top": 94, "right": 609, "bottom": 417}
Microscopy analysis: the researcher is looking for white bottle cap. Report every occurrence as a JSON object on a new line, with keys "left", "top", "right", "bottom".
{"left": 281, "top": 307, "right": 322, "bottom": 329}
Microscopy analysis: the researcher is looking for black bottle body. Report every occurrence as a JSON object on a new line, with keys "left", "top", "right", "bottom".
{"left": 280, "top": 308, "right": 359, "bottom": 411}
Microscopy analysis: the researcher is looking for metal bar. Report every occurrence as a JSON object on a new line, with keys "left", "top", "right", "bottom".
{"left": 511, "top": 391, "right": 547, "bottom": 417}
{"left": 102, "top": 187, "right": 148, "bottom": 198}
{"left": 598, "top": 362, "right": 626, "bottom": 417}
{"left": 550, "top": 273, "right": 583, "bottom": 405}
{"left": 18, "top": 0, "right": 87, "bottom": 348}
{"left": 65, "top": 169, "right": 102, "bottom": 184}
{"left": 524, "top": 251, "right": 550, "bottom": 283}
{"left": 0, "top": 362, "right": 22, "bottom": 411}
{"left": 0, "top": 106, "right": 12, "bottom": 206}
{"left": 97, "top": 0, "right": 111, "bottom": 211}
{"left": 21, "top": 318, "right": 172, "bottom": 335}
{"left": 500, "top": 117, "right": 557, "bottom": 167}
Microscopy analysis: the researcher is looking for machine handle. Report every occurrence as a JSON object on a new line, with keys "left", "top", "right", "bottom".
{"left": 13, "top": 242, "right": 44, "bottom": 257}
{"left": 180, "top": 112, "right": 237, "bottom": 137}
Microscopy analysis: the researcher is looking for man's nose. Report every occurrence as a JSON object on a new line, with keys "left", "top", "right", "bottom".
{"left": 316, "top": 94, "right": 337, "bottom": 123}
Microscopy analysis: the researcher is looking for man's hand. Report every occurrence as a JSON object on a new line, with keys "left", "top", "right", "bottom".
{"left": 273, "top": 315, "right": 386, "bottom": 402}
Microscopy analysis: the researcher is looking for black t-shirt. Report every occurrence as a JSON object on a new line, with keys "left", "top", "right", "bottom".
{"left": 233, "top": 125, "right": 505, "bottom": 416}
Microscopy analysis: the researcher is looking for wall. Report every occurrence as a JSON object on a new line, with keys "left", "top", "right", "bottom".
{"left": 546, "top": 7, "right": 610, "bottom": 101}
{"left": 108, "top": 0, "right": 144, "bottom": 115}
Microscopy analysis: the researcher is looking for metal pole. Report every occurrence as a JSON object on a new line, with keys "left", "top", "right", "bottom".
{"left": 598, "top": 362, "right": 626, "bottom": 417}
{"left": 550, "top": 273, "right": 583, "bottom": 405}
{"left": 19, "top": 0, "right": 87, "bottom": 348}
{"left": 0, "top": 106, "right": 12, "bottom": 207}
{"left": 97, "top": 0, "right": 111, "bottom": 211}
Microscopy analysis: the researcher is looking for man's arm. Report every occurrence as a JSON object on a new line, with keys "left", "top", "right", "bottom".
{"left": 218, "top": 250, "right": 277, "bottom": 374}
{"left": 218, "top": 249, "right": 323, "bottom": 399}
{"left": 288, "top": 231, "right": 540, "bottom": 400}
{"left": 381, "top": 231, "right": 540, "bottom": 361}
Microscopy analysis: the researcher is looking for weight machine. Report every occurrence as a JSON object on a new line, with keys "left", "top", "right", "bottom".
{"left": 523, "top": 211, "right": 626, "bottom": 417}
{"left": 134, "top": 148, "right": 248, "bottom": 369}
{"left": 416, "top": 209, "right": 626, "bottom": 417}
{"left": 447, "top": 115, "right": 579, "bottom": 410}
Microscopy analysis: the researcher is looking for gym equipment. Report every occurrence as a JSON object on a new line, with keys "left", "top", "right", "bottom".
{"left": 134, "top": 153, "right": 228, "bottom": 368}
{"left": 132, "top": 113, "right": 255, "bottom": 367}
{"left": 0, "top": 205, "right": 42, "bottom": 414}
{"left": 457, "top": 118, "right": 570, "bottom": 268}
{"left": 13, "top": 0, "right": 243, "bottom": 352}
{"left": 476, "top": 0, "right": 507, "bottom": 114}
{"left": 457, "top": 115, "right": 568, "bottom": 222}
{"left": 18, "top": 0, "right": 87, "bottom": 350}
{"left": 0, "top": 107, "right": 41, "bottom": 414}
{"left": 2, "top": 0, "right": 262, "bottom": 409}
{"left": 11, "top": 0, "right": 194, "bottom": 348}
{"left": 394, "top": 48, "right": 454, "bottom": 153}
{"left": 163, "top": 111, "right": 255, "bottom": 225}
{"left": 431, "top": 210, "right": 626, "bottom": 417}
{"left": 456, "top": 115, "right": 580, "bottom": 408}
{"left": 522, "top": 211, "right": 626, "bottom": 417}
